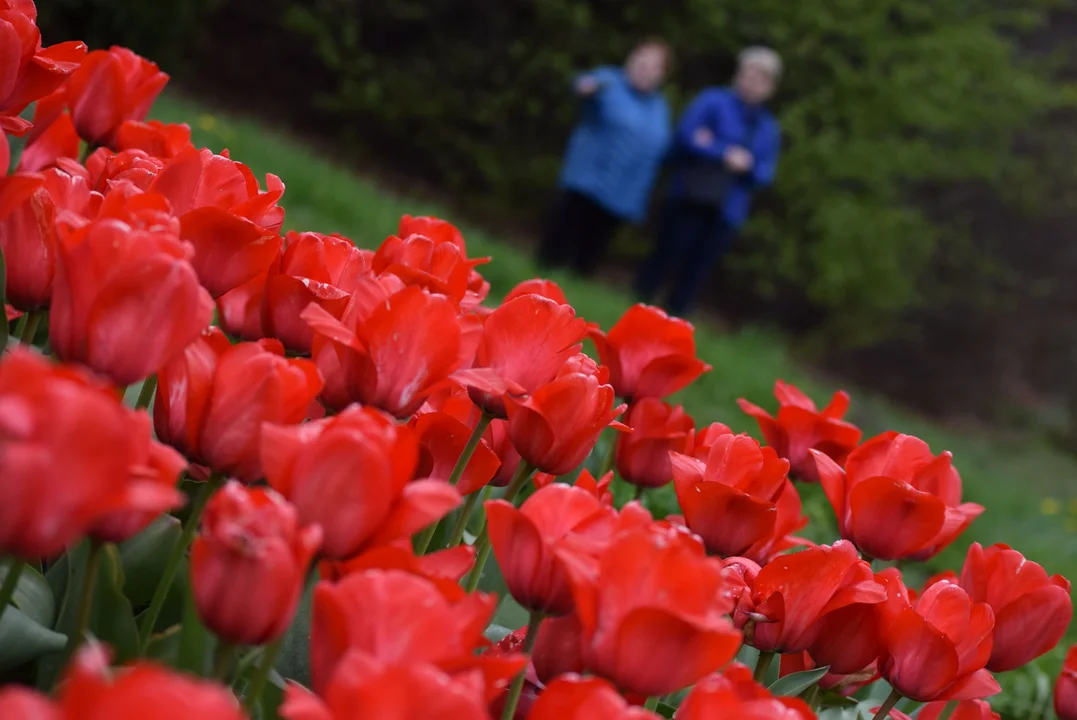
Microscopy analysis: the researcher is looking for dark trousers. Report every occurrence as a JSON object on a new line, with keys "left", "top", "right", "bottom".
{"left": 537, "top": 190, "right": 621, "bottom": 277}
{"left": 635, "top": 197, "right": 736, "bottom": 317}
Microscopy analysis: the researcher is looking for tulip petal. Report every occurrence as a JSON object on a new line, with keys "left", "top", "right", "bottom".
{"left": 988, "top": 584, "right": 1073, "bottom": 671}
{"left": 936, "top": 669, "right": 1002, "bottom": 702}
{"left": 677, "top": 480, "right": 777, "bottom": 557}
{"left": 847, "top": 476, "right": 946, "bottom": 561}
{"left": 884, "top": 607, "right": 960, "bottom": 701}
{"left": 180, "top": 207, "right": 281, "bottom": 298}
{"left": 737, "top": 398, "right": 786, "bottom": 451}
{"left": 366, "top": 479, "right": 461, "bottom": 548}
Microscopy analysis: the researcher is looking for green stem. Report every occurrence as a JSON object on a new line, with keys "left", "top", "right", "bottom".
{"left": 753, "top": 650, "right": 775, "bottom": 684}
{"left": 137, "top": 475, "right": 220, "bottom": 654}
{"left": 212, "top": 640, "right": 239, "bottom": 681}
{"left": 18, "top": 311, "right": 42, "bottom": 346}
{"left": 464, "top": 462, "right": 534, "bottom": 592}
{"left": 134, "top": 376, "right": 157, "bottom": 410}
{"left": 643, "top": 696, "right": 660, "bottom": 711}
{"left": 69, "top": 541, "right": 104, "bottom": 654}
{"left": 871, "top": 689, "right": 903, "bottom": 720}
{"left": 11, "top": 313, "right": 28, "bottom": 345}
{"left": 598, "top": 432, "right": 619, "bottom": 477}
{"left": 445, "top": 490, "right": 483, "bottom": 550}
{"left": 0, "top": 558, "right": 25, "bottom": 625}
{"left": 413, "top": 522, "right": 440, "bottom": 556}
{"left": 501, "top": 610, "right": 543, "bottom": 720}
{"left": 243, "top": 637, "right": 283, "bottom": 712}
{"left": 634, "top": 484, "right": 645, "bottom": 501}
{"left": 802, "top": 683, "right": 821, "bottom": 710}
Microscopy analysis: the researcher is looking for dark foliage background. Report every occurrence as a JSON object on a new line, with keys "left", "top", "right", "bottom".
{"left": 37, "top": 0, "right": 1077, "bottom": 432}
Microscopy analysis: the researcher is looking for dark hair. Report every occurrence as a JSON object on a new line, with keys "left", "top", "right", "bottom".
{"left": 632, "top": 38, "right": 674, "bottom": 75}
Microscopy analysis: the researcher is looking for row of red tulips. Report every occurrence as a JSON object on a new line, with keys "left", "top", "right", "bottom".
{"left": 1, "top": 2, "right": 1076, "bottom": 718}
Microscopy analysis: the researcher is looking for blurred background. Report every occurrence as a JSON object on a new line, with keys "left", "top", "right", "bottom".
{"left": 34, "top": 1, "right": 1077, "bottom": 714}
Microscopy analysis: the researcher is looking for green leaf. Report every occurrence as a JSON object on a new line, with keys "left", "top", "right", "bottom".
{"left": 819, "top": 691, "right": 860, "bottom": 708}
{"left": 483, "top": 624, "right": 513, "bottom": 643}
{"left": 491, "top": 592, "right": 528, "bottom": 631}
{"left": 175, "top": 568, "right": 211, "bottom": 675}
{"left": 0, "top": 604, "right": 67, "bottom": 673}
{"left": 655, "top": 702, "right": 678, "bottom": 719}
{"left": 768, "top": 664, "right": 831, "bottom": 697}
{"left": 275, "top": 569, "right": 316, "bottom": 686}
{"left": 119, "top": 515, "right": 182, "bottom": 606}
{"left": 143, "top": 624, "right": 181, "bottom": 664}
{"left": 0, "top": 564, "right": 56, "bottom": 629}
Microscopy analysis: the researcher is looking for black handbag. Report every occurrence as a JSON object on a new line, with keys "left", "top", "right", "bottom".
{"left": 678, "top": 113, "right": 762, "bottom": 207}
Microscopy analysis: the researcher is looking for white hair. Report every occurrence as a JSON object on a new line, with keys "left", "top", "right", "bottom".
{"left": 738, "top": 46, "right": 783, "bottom": 79}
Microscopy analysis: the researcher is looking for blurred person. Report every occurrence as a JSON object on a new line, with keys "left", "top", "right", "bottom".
{"left": 537, "top": 41, "right": 673, "bottom": 277}
{"left": 636, "top": 46, "right": 783, "bottom": 317}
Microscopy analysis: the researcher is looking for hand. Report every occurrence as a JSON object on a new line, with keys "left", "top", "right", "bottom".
{"left": 576, "top": 76, "right": 600, "bottom": 96}
{"left": 724, "top": 146, "right": 754, "bottom": 173}
{"left": 692, "top": 127, "right": 715, "bottom": 147}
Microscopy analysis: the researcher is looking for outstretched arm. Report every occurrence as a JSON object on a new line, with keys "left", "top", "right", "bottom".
{"left": 675, "top": 90, "right": 730, "bottom": 161}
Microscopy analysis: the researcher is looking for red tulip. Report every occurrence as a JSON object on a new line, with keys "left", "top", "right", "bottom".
{"left": 115, "top": 119, "right": 193, "bottom": 158}
{"left": 749, "top": 540, "right": 886, "bottom": 674}
{"left": 306, "top": 281, "right": 466, "bottom": 417}
{"left": 528, "top": 676, "right": 660, "bottom": 720}
{"left": 688, "top": 421, "right": 736, "bottom": 459}
{"left": 309, "top": 569, "right": 526, "bottom": 698}
{"left": 505, "top": 353, "right": 626, "bottom": 475}
{"left": 318, "top": 541, "right": 475, "bottom": 601}
{"left": 914, "top": 700, "right": 1000, "bottom": 720}
{"left": 373, "top": 230, "right": 488, "bottom": 309}
{"left": 534, "top": 468, "right": 615, "bottom": 506}
{"left": 779, "top": 652, "right": 879, "bottom": 696}
{"left": 565, "top": 522, "right": 742, "bottom": 696}
{"left": 190, "top": 481, "right": 321, "bottom": 645}
{"left": 813, "top": 432, "right": 985, "bottom": 561}
{"left": 49, "top": 215, "right": 214, "bottom": 386}
{"left": 0, "top": 349, "right": 186, "bottom": 559}
{"left": 84, "top": 147, "right": 164, "bottom": 191}
{"left": 0, "top": 174, "right": 53, "bottom": 310}
{"left": 4, "top": 304, "right": 20, "bottom": 322}
{"left": 486, "top": 483, "right": 617, "bottom": 615}
{"left": 487, "top": 417, "right": 523, "bottom": 486}
{"left": 149, "top": 146, "right": 285, "bottom": 297}
{"left": 532, "top": 612, "right": 588, "bottom": 684}
{"left": 397, "top": 214, "right": 488, "bottom": 304}
{"left": 89, "top": 436, "right": 187, "bottom": 544}
{"left": 262, "top": 230, "right": 371, "bottom": 353}
{"left": 0, "top": 2, "right": 85, "bottom": 135}
{"left": 411, "top": 408, "right": 501, "bottom": 494}
{"left": 616, "top": 398, "right": 694, "bottom": 489}
{"left": 457, "top": 293, "right": 587, "bottom": 416}
{"left": 216, "top": 256, "right": 279, "bottom": 341}
{"left": 678, "top": 665, "right": 815, "bottom": 720}
{"left": 2, "top": 642, "right": 247, "bottom": 719}
{"left": 956, "top": 542, "right": 1072, "bottom": 672}
{"left": 738, "top": 380, "right": 862, "bottom": 482}
{"left": 58, "top": 46, "right": 169, "bottom": 147}
{"left": 282, "top": 650, "right": 490, "bottom": 720}
{"left": 17, "top": 110, "right": 78, "bottom": 171}
{"left": 1057, "top": 645, "right": 1077, "bottom": 720}
{"left": 876, "top": 569, "right": 1000, "bottom": 702}
{"left": 589, "top": 303, "right": 711, "bottom": 400}
{"left": 504, "top": 277, "right": 568, "bottom": 306}
{"left": 742, "top": 478, "right": 812, "bottom": 564}
{"left": 670, "top": 433, "right": 791, "bottom": 556}
{"left": 261, "top": 404, "right": 460, "bottom": 559}
{"left": 154, "top": 327, "right": 324, "bottom": 482}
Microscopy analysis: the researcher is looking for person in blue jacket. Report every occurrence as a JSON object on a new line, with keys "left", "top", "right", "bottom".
{"left": 537, "top": 41, "right": 673, "bottom": 277}
{"left": 636, "top": 46, "right": 783, "bottom": 317}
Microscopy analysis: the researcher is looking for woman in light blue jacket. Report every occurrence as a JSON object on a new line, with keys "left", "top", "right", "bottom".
{"left": 537, "top": 41, "right": 673, "bottom": 277}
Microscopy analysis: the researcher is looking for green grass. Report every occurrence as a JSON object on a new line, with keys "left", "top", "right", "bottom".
{"left": 151, "top": 92, "right": 1075, "bottom": 695}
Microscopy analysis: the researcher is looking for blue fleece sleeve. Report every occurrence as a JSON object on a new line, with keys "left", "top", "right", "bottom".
{"left": 676, "top": 89, "right": 731, "bottom": 161}
{"left": 748, "top": 121, "right": 781, "bottom": 187}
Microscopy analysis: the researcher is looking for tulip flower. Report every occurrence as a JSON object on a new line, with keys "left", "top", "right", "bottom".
{"left": 748, "top": 540, "right": 886, "bottom": 674}
{"left": 956, "top": 542, "right": 1072, "bottom": 672}
{"left": 17, "top": 111, "right": 79, "bottom": 172}
{"left": 412, "top": 408, "right": 502, "bottom": 494}
{"left": 528, "top": 676, "right": 660, "bottom": 720}
{"left": 262, "top": 404, "right": 461, "bottom": 560}
{"left": 397, "top": 214, "right": 489, "bottom": 303}
{"left": 304, "top": 283, "right": 464, "bottom": 418}
{"left": 533, "top": 468, "right": 615, "bottom": 506}
{"left": 563, "top": 522, "right": 742, "bottom": 697}
{"left": 149, "top": 146, "right": 285, "bottom": 297}
{"left": 281, "top": 650, "right": 490, "bottom": 720}
{"left": 812, "top": 432, "right": 984, "bottom": 561}
{"left": 487, "top": 417, "right": 523, "bottom": 486}
{"left": 532, "top": 612, "right": 588, "bottom": 684}
{"left": 779, "top": 653, "right": 879, "bottom": 696}
{"left": 0, "top": 349, "right": 185, "bottom": 559}
{"left": 318, "top": 541, "right": 475, "bottom": 601}
{"left": 738, "top": 380, "right": 862, "bottom": 482}
{"left": 1056, "top": 645, "right": 1077, "bottom": 720}
{"left": 0, "top": 641, "right": 246, "bottom": 719}
{"left": 373, "top": 230, "right": 489, "bottom": 310}
{"left": 911, "top": 700, "right": 1001, "bottom": 720}
{"left": 456, "top": 293, "right": 587, "bottom": 417}
{"left": 154, "top": 327, "right": 324, "bottom": 483}
{"left": 486, "top": 483, "right": 617, "bottom": 615}
{"left": 0, "top": 2, "right": 86, "bottom": 134}
{"left": 114, "top": 119, "right": 193, "bottom": 158}
{"left": 742, "top": 479, "right": 812, "bottom": 564}
{"left": 190, "top": 481, "right": 321, "bottom": 646}
{"left": 670, "top": 433, "right": 791, "bottom": 557}
{"left": 49, "top": 215, "right": 215, "bottom": 387}
{"left": 687, "top": 421, "right": 735, "bottom": 459}
{"left": 504, "top": 277, "right": 569, "bottom": 305}
{"left": 589, "top": 303, "right": 710, "bottom": 400}
{"left": 505, "top": 353, "right": 626, "bottom": 475}
{"left": 678, "top": 665, "right": 815, "bottom": 720}
{"left": 216, "top": 258, "right": 280, "bottom": 341}
{"left": 876, "top": 569, "right": 1000, "bottom": 703}
{"left": 262, "top": 230, "right": 371, "bottom": 353}
{"left": 309, "top": 569, "right": 526, "bottom": 698}
{"left": 55, "top": 46, "right": 169, "bottom": 147}
{"left": 89, "top": 438, "right": 187, "bottom": 544}
{"left": 616, "top": 398, "right": 694, "bottom": 489}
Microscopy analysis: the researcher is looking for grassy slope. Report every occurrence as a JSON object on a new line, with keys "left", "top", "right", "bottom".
{"left": 152, "top": 92, "right": 1076, "bottom": 650}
